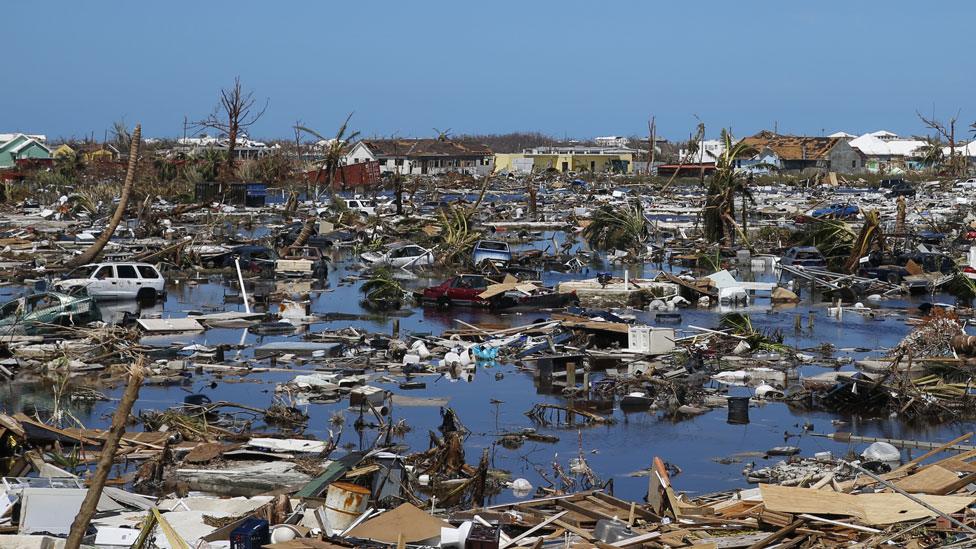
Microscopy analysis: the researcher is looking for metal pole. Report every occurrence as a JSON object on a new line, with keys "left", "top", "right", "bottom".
{"left": 814, "top": 432, "right": 976, "bottom": 453}
{"left": 235, "top": 257, "right": 251, "bottom": 314}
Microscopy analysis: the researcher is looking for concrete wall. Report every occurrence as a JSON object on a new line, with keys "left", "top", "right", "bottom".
{"left": 826, "top": 140, "right": 865, "bottom": 174}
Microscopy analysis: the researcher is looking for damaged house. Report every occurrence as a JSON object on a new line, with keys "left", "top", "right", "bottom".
{"left": 344, "top": 138, "right": 494, "bottom": 176}
{"left": 495, "top": 145, "right": 635, "bottom": 174}
{"left": 737, "top": 131, "right": 865, "bottom": 174}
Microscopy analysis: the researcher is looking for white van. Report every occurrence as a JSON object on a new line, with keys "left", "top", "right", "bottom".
{"left": 55, "top": 262, "right": 166, "bottom": 301}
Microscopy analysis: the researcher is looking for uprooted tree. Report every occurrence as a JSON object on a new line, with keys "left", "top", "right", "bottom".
{"left": 65, "top": 124, "right": 142, "bottom": 268}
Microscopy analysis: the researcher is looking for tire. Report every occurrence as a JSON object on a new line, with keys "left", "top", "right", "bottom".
{"left": 436, "top": 296, "right": 451, "bottom": 308}
{"left": 137, "top": 288, "right": 157, "bottom": 303}
{"left": 886, "top": 273, "right": 901, "bottom": 284}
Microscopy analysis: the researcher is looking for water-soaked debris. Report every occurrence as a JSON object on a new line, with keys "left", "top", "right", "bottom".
{"left": 6, "top": 128, "right": 976, "bottom": 546}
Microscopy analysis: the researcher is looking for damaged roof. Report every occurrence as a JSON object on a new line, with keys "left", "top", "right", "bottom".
{"left": 360, "top": 138, "right": 492, "bottom": 158}
{"left": 740, "top": 131, "right": 841, "bottom": 161}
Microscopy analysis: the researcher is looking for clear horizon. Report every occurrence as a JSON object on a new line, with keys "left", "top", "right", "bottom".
{"left": 4, "top": 0, "right": 974, "bottom": 143}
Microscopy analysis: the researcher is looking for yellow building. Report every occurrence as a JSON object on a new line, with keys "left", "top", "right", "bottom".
{"left": 52, "top": 144, "right": 76, "bottom": 158}
{"left": 494, "top": 146, "right": 634, "bottom": 174}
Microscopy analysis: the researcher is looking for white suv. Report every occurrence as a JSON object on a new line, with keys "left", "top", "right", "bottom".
{"left": 55, "top": 262, "right": 166, "bottom": 301}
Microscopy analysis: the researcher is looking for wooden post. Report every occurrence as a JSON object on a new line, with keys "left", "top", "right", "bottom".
{"left": 64, "top": 358, "right": 145, "bottom": 549}
{"left": 566, "top": 360, "right": 576, "bottom": 389}
{"left": 392, "top": 318, "right": 400, "bottom": 339}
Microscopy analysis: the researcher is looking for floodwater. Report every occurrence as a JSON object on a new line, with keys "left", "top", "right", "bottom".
{"left": 0, "top": 235, "right": 971, "bottom": 505}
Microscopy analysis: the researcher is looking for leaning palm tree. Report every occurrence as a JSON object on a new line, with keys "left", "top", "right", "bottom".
{"left": 794, "top": 218, "right": 857, "bottom": 268}
{"left": 66, "top": 125, "right": 141, "bottom": 268}
{"left": 702, "top": 129, "right": 759, "bottom": 247}
{"left": 842, "top": 209, "right": 884, "bottom": 274}
{"left": 582, "top": 200, "right": 649, "bottom": 254}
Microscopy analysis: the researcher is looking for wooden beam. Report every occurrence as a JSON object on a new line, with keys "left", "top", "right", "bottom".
{"left": 500, "top": 510, "right": 567, "bottom": 549}
{"left": 895, "top": 432, "right": 973, "bottom": 473}
{"left": 745, "top": 519, "right": 804, "bottom": 549}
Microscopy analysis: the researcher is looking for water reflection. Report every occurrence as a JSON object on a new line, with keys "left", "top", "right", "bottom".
{"left": 4, "top": 249, "right": 973, "bottom": 501}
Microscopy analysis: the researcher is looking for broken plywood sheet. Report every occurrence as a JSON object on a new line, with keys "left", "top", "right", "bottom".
{"left": 346, "top": 503, "right": 448, "bottom": 544}
{"left": 893, "top": 465, "right": 962, "bottom": 494}
{"left": 760, "top": 483, "right": 975, "bottom": 525}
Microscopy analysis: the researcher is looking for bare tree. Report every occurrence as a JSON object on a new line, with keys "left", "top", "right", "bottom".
{"left": 918, "top": 110, "right": 962, "bottom": 176}
{"left": 195, "top": 77, "right": 268, "bottom": 181}
{"left": 110, "top": 119, "right": 131, "bottom": 154}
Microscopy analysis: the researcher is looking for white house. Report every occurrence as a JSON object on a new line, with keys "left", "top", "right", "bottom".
{"left": 678, "top": 139, "right": 726, "bottom": 163}
{"left": 848, "top": 131, "right": 927, "bottom": 173}
{"left": 342, "top": 139, "right": 493, "bottom": 176}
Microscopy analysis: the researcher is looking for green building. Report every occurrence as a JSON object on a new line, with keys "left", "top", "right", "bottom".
{"left": 0, "top": 134, "right": 51, "bottom": 169}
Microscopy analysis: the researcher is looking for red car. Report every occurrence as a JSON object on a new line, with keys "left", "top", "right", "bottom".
{"left": 421, "top": 274, "right": 490, "bottom": 307}
{"left": 420, "top": 274, "right": 579, "bottom": 310}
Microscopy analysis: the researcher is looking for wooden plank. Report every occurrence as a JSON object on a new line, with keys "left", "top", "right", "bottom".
{"left": 745, "top": 519, "right": 804, "bottom": 549}
{"left": 894, "top": 465, "right": 961, "bottom": 494}
{"left": 760, "top": 484, "right": 976, "bottom": 526}
{"left": 895, "top": 432, "right": 973, "bottom": 473}
{"left": 500, "top": 510, "right": 567, "bottom": 549}
{"left": 556, "top": 498, "right": 617, "bottom": 522}
{"left": 695, "top": 533, "right": 770, "bottom": 548}
{"left": 552, "top": 518, "right": 595, "bottom": 542}
{"left": 589, "top": 492, "right": 658, "bottom": 520}
{"left": 609, "top": 531, "right": 661, "bottom": 547}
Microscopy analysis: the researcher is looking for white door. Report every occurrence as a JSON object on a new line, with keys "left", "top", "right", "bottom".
{"left": 90, "top": 265, "right": 117, "bottom": 298}
{"left": 114, "top": 265, "right": 141, "bottom": 298}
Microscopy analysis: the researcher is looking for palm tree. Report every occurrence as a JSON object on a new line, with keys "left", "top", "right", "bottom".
{"left": 196, "top": 148, "right": 224, "bottom": 181}
{"left": 842, "top": 209, "right": 884, "bottom": 274}
{"left": 437, "top": 205, "right": 481, "bottom": 264}
{"left": 296, "top": 113, "right": 360, "bottom": 200}
{"left": 582, "top": 200, "right": 649, "bottom": 254}
{"left": 916, "top": 137, "right": 944, "bottom": 173}
{"left": 287, "top": 115, "right": 359, "bottom": 251}
{"left": 360, "top": 267, "right": 406, "bottom": 310}
{"left": 702, "top": 129, "right": 758, "bottom": 246}
{"left": 66, "top": 125, "right": 141, "bottom": 268}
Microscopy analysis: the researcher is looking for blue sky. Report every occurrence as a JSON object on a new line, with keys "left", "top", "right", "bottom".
{"left": 4, "top": 1, "right": 974, "bottom": 141}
